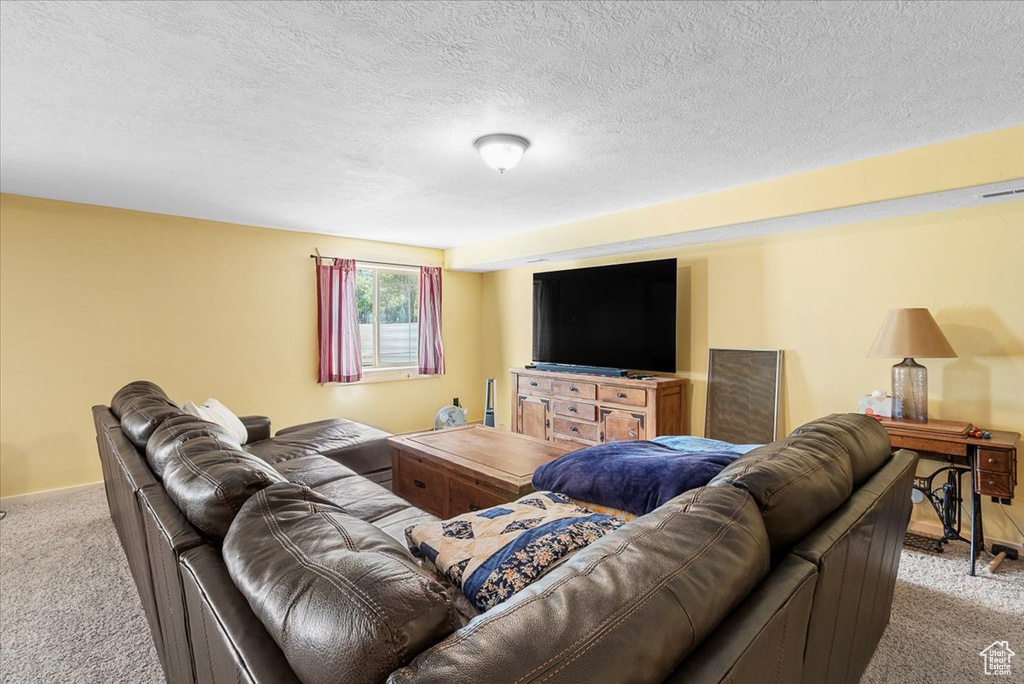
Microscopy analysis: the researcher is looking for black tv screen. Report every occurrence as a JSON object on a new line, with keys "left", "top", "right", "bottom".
{"left": 533, "top": 258, "right": 677, "bottom": 372}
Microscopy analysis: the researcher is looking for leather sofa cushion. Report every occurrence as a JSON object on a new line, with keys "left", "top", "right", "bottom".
{"left": 111, "top": 380, "right": 171, "bottom": 418}
{"left": 389, "top": 486, "right": 770, "bottom": 684}
{"left": 788, "top": 413, "right": 891, "bottom": 487}
{"left": 162, "top": 437, "right": 284, "bottom": 542}
{"left": 146, "top": 415, "right": 239, "bottom": 479}
{"left": 312, "top": 475, "right": 419, "bottom": 529}
{"left": 272, "top": 455, "right": 360, "bottom": 488}
{"left": 224, "top": 483, "right": 457, "bottom": 684}
{"left": 709, "top": 428, "right": 854, "bottom": 559}
{"left": 119, "top": 394, "right": 185, "bottom": 449}
{"left": 245, "top": 418, "right": 391, "bottom": 474}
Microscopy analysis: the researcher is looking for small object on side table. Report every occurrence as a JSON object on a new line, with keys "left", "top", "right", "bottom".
{"left": 968, "top": 425, "right": 992, "bottom": 440}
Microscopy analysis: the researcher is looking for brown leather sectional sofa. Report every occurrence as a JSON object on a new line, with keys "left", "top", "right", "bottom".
{"left": 93, "top": 380, "right": 917, "bottom": 684}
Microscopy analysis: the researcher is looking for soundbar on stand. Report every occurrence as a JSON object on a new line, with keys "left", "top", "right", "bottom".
{"left": 533, "top": 363, "right": 629, "bottom": 377}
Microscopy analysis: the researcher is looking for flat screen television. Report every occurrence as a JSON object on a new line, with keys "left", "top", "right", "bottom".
{"left": 532, "top": 258, "right": 677, "bottom": 373}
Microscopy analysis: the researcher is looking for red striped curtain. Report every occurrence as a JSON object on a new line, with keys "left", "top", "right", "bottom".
{"left": 316, "top": 258, "right": 362, "bottom": 383}
{"left": 417, "top": 266, "right": 445, "bottom": 375}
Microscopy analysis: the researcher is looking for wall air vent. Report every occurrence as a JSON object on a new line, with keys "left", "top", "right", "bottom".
{"left": 978, "top": 187, "right": 1024, "bottom": 199}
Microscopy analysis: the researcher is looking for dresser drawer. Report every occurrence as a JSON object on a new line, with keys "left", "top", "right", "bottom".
{"left": 552, "top": 399, "right": 597, "bottom": 421}
{"left": 975, "top": 470, "right": 1014, "bottom": 498}
{"left": 554, "top": 436, "right": 597, "bottom": 448}
{"left": 552, "top": 379, "right": 597, "bottom": 400}
{"left": 395, "top": 456, "right": 446, "bottom": 516}
{"left": 977, "top": 448, "right": 1013, "bottom": 474}
{"left": 889, "top": 434, "right": 967, "bottom": 457}
{"left": 553, "top": 417, "right": 599, "bottom": 442}
{"left": 448, "top": 477, "right": 509, "bottom": 516}
{"left": 598, "top": 385, "right": 647, "bottom": 407}
{"left": 518, "top": 376, "right": 552, "bottom": 395}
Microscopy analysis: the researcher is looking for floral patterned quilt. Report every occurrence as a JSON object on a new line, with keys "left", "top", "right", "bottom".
{"left": 405, "top": 491, "right": 625, "bottom": 611}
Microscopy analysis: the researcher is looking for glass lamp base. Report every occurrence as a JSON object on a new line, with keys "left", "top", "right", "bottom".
{"left": 891, "top": 358, "right": 928, "bottom": 422}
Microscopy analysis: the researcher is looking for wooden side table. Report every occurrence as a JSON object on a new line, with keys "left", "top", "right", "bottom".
{"left": 880, "top": 418, "right": 1019, "bottom": 575}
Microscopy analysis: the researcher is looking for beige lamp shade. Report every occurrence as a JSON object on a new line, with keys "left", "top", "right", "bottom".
{"left": 868, "top": 308, "right": 957, "bottom": 359}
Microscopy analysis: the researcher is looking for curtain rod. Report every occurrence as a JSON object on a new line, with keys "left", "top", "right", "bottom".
{"left": 309, "top": 254, "right": 424, "bottom": 269}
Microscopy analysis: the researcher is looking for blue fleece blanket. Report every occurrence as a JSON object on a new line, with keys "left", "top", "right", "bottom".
{"left": 532, "top": 439, "right": 750, "bottom": 516}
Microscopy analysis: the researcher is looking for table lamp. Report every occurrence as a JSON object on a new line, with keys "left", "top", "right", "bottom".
{"left": 868, "top": 308, "right": 957, "bottom": 422}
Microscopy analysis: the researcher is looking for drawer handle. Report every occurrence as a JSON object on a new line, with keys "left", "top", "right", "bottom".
{"left": 570, "top": 386, "right": 579, "bottom": 393}
{"left": 469, "top": 504, "right": 481, "bottom": 512}
{"left": 530, "top": 381, "right": 538, "bottom": 387}
{"left": 617, "top": 392, "right": 627, "bottom": 398}
{"left": 990, "top": 481, "right": 996, "bottom": 487}
{"left": 413, "top": 479, "right": 427, "bottom": 489}
{"left": 629, "top": 430, "right": 637, "bottom": 437}
{"left": 568, "top": 406, "right": 578, "bottom": 413}
{"left": 570, "top": 426, "right": 579, "bottom": 433}
{"left": 988, "top": 458, "right": 997, "bottom": 464}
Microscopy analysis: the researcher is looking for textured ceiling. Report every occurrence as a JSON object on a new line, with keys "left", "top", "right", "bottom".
{"left": 2, "top": 1, "right": 1023, "bottom": 248}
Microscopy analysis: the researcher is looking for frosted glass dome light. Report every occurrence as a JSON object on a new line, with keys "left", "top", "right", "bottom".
{"left": 474, "top": 134, "right": 530, "bottom": 174}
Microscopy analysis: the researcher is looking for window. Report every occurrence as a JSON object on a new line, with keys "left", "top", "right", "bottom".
{"left": 355, "top": 264, "right": 419, "bottom": 370}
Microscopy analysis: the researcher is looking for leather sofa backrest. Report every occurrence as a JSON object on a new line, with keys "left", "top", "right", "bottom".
{"left": 162, "top": 437, "right": 285, "bottom": 542}
{"left": 224, "top": 483, "right": 457, "bottom": 684}
{"left": 708, "top": 425, "right": 854, "bottom": 560}
{"left": 789, "top": 413, "right": 891, "bottom": 487}
{"left": 147, "top": 414, "right": 240, "bottom": 479}
{"left": 111, "top": 380, "right": 172, "bottom": 417}
{"left": 119, "top": 395, "right": 185, "bottom": 449}
{"left": 389, "top": 485, "right": 771, "bottom": 684}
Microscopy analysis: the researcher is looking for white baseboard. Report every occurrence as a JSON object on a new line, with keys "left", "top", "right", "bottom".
{"left": 0, "top": 481, "right": 103, "bottom": 506}
{"left": 908, "top": 520, "right": 1024, "bottom": 555}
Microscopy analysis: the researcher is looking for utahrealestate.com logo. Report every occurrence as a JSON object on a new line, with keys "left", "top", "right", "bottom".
{"left": 980, "top": 641, "right": 1015, "bottom": 676}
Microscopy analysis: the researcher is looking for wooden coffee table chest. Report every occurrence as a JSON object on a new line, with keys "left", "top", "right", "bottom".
{"left": 388, "top": 425, "right": 574, "bottom": 518}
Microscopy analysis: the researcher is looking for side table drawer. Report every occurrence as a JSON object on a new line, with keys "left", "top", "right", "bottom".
{"left": 448, "top": 478, "right": 509, "bottom": 516}
{"left": 890, "top": 434, "right": 968, "bottom": 457}
{"left": 977, "top": 448, "right": 1013, "bottom": 474}
{"left": 975, "top": 470, "right": 1014, "bottom": 498}
{"left": 395, "top": 456, "right": 447, "bottom": 516}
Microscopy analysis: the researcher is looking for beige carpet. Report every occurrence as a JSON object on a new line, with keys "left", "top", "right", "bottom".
{"left": 1, "top": 485, "right": 1022, "bottom": 683}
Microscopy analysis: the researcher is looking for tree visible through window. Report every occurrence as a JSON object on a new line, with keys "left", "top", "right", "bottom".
{"left": 355, "top": 266, "right": 419, "bottom": 369}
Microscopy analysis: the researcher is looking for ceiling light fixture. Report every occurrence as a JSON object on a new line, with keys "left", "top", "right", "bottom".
{"left": 474, "top": 133, "right": 530, "bottom": 174}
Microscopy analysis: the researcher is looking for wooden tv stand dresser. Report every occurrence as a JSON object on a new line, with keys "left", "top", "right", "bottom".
{"left": 510, "top": 368, "right": 687, "bottom": 446}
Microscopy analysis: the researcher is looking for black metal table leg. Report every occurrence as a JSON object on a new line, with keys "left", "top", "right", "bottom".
{"left": 969, "top": 460, "right": 982, "bottom": 576}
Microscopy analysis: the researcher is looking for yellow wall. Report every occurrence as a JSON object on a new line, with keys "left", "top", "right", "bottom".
{"left": 0, "top": 195, "right": 483, "bottom": 497}
{"left": 3, "top": 128, "right": 1023, "bottom": 546}
{"left": 480, "top": 200, "right": 1024, "bottom": 542}
{"left": 449, "top": 126, "right": 1024, "bottom": 270}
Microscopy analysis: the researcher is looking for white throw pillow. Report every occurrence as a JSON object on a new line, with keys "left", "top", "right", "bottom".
{"left": 182, "top": 398, "right": 248, "bottom": 445}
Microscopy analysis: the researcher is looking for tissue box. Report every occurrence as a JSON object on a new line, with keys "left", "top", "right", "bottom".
{"left": 858, "top": 395, "right": 892, "bottom": 418}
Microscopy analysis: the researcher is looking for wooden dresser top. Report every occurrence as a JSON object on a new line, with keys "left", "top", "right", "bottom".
{"left": 512, "top": 367, "right": 686, "bottom": 388}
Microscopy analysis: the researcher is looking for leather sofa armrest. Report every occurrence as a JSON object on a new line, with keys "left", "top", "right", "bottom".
{"left": 240, "top": 415, "right": 271, "bottom": 443}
